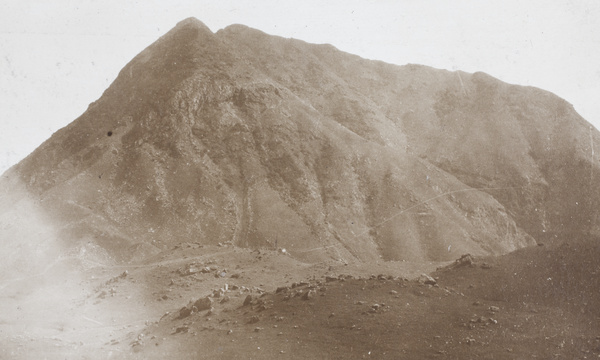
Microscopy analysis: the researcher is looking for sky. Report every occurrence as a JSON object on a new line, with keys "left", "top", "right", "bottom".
{"left": 1, "top": 0, "right": 599, "bottom": 174}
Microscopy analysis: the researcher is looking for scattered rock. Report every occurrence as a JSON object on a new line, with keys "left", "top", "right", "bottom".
{"left": 454, "top": 254, "right": 475, "bottom": 267}
{"left": 179, "top": 306, "right": 193, "bottom": 318}
{"left": 470, "top": 316, "right": 487, "bottom": 323}
{"left": 131, "top": 339, "right": 143, "bottom": 347}
{"left": 193, "top": 297, "right": 213, "bottom": 311}
{"left": 368, "top": 303, "right": 382, "bottom": 313}
{"left": 389, "top": 290, "right": 398, "bottom": 295}
{"left": 301, "top": 290, "right": 315, "bottom": 300}
{"left": 243, "top": 295, "right": 253, "bottom": 306}
{"left": 179, "top": 265, "right": 200, "bottom": 276}
{"left": 291, "top": 282, "right": 309, "bottom": 289}
{"left": 247, "top": 316, "right": 260, "bottom": 324}
{"left": 417, "top": 274, "right": 437, "bottom": 285}
{"left": 175, "top": 326, "right": 189, "bottom": 334}
{"left": 489, "top": 306, "right": 500, "bottom": 313}
{"left": 256, "top": 300, "right": 271, "bottom": 312}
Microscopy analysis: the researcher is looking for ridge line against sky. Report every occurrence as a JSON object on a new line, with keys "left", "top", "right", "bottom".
{"left": 1, "top": 0, "right": 599, "bottom": 174}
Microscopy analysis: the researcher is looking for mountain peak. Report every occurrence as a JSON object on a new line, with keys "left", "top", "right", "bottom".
{"left": 174, "top": 17, "right": 212, "bottom": 33}
{"left": 220, "top": 23, "right": 254, "bottom": 33}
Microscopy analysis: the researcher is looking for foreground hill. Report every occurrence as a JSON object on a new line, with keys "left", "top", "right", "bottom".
{"left": 2, "top": 17, "right": 600, "bottom": 266}
{"left": 4, "top": 238, "right": 597, "bottom": 359}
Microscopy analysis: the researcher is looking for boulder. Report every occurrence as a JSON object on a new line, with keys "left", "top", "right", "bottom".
{"left": 418, "top": 274, "right": 437, "bottom": 285}
{"left": 193, "top": 296, "right": 213, "bottom": 311}
{"left": 179, "top": 306, "right": 192, "bottom": 318}
{"left": 301, "top": 290, "right": 315, "bottom": 300}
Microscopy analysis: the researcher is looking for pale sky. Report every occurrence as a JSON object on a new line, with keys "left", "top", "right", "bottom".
{"left": 1, "top": 0, "right": 599, "bottom": 174}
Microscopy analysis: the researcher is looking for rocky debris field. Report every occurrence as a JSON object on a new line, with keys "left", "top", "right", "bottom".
{"left": 129, "top": 270, "right": 600, "bottom": 359}
{"left": 1, "top": 239, "right": 600, "bottom": 359}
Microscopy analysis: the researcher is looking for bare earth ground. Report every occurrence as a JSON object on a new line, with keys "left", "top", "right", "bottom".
{"left": 1, "top": 240, "right": 599, "bottom": 359}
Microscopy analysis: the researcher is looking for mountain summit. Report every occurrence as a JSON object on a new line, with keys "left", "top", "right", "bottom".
{"left": 3, "top": 18, "right": 599, "bottom": 264}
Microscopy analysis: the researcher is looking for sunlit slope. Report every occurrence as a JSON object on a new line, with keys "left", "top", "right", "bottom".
{"left": 6, "top": 18, "right": 600, "bottom": 263}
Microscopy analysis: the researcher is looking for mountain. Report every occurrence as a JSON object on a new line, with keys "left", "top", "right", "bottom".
{"left": 3, "top": 17, "right": 600, "bottom": 266}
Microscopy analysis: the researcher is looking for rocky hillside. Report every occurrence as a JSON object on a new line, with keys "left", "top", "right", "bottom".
{"left": 4, "top": 17, "right": 599, "bottom": 264}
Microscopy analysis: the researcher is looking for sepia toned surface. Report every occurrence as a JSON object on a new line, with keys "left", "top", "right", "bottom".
{"left": 1, "top": 17, "right": 599, "bottom": 359}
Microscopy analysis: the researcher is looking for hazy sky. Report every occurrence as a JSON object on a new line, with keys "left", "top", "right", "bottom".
{"left": 1, "top": 0, "right": 599, "bottom": 174}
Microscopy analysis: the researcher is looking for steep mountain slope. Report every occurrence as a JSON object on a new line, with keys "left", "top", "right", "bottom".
{"left": 4, "top": 17, "right": 599, "bottom": 264}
